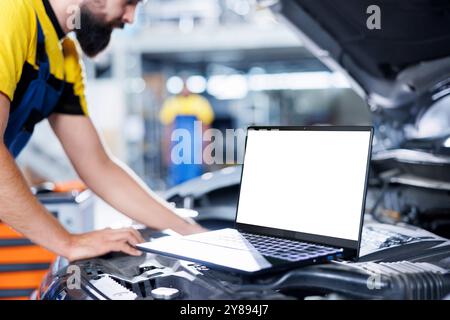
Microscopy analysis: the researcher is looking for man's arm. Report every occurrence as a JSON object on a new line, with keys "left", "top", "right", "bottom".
{"left": 49, "top": 114, "right": 205, "bottom": 235}
{"left": 0, "top": 93, "right": 144, "bottom": 261}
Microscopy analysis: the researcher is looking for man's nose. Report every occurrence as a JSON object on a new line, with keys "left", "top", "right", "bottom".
{"left": 122, "top": 5, "right": 137, "bottom": 24}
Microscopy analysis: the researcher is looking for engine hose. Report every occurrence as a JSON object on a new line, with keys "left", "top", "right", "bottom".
{"left": 231, "top": 266, "right": 450, "bottom": 300}
{"left": 389, "top": 272, "right": 450, "bottom": 300}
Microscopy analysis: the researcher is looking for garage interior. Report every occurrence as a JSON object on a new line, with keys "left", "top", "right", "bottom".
{"left": 0, "top": 0, "right": 449, "bottom": 301}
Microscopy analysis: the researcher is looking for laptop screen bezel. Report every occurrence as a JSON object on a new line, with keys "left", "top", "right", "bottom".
{"left": 234, "top": 126, "right": 374, "bottom": 261}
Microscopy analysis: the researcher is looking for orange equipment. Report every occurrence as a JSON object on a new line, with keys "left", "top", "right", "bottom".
{"left": 0, "top": 223, "right": 56, "bottom": 300}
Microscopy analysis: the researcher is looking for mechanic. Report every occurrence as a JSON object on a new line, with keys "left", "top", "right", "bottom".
{"left": 0, "top": 0, "right": 205, "bottom": 262}
{"left": 160, "top": 78, "right": 215, "bottom": 187}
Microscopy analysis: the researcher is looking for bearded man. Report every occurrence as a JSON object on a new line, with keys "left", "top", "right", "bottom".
{"left": 0, "top": 0, "right": 205, "bottom": 262}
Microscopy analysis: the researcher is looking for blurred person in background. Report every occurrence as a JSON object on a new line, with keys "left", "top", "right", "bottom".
{"left": 160, "top": 79, "right": 215, "bottom": 186}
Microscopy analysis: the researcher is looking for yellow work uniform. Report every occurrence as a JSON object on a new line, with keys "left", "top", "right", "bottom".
{"left": 160, "top": 94, "right": 214, "bottom": 126}
{"left": 0, "top": 0, "right": 88, "bottom": 115}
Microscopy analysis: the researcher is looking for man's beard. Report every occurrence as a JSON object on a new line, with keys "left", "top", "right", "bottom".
{"left": 75, "top": 7, "right": 114, "bottom": 57}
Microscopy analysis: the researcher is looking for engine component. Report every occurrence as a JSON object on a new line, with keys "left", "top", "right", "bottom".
{"left": 151, "top": 287, "right": 180, "bottom": 300}
{"left": 89, "top": 276, "right": 137, "bottom": 300}
{"left": 228, "top": 261, "right": 449, "bottom": 300}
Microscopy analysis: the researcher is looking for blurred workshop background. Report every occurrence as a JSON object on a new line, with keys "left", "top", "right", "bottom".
{"left": 15, "top": 0, "right": 371, "bottom": 229}
{"left": 2, "top": 0, "right": 450, "bottom": 301}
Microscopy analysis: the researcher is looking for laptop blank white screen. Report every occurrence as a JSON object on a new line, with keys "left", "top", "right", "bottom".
{"left": 236, "top": 129, "right": 371, "bottom": 241}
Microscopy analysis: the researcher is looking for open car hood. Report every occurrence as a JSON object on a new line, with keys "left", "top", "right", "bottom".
{"left": 277, "top": 0, "right": 450, "bottom": 148}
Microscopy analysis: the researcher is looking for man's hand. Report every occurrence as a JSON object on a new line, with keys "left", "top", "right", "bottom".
{"left": 67, "top": 227, "right": 145, "bottom": 262}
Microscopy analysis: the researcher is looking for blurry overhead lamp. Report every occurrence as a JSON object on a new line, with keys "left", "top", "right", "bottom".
{"left": 179, "top": 15, "right": 195, "bottom": 34}
{"left": 207, "top": 75, "right": 248, "bottom": 100}
{"left": 248, "top": 72, "right": 350, "bottom": 91}
{"left": 206, "top": 72, "right": 350, "bottom": 99}
{"left": 166, "top": 76, "right": 184, "bottom": 95}
{"left": 187, "top": 75, "right": 207, "bottom": 94}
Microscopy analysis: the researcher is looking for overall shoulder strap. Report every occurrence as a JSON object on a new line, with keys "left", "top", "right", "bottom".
{"left": 35, "top": 15, "right": 48, "bottom": 65}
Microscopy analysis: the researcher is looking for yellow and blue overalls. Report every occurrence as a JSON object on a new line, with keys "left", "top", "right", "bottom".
{"left": 0, "top": 0, "right": 88, "bottom": 158}
{"left": 5, "top": 16, "right": 63, "bottom": 157}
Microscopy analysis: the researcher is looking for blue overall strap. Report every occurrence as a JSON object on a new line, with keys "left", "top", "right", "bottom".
{"left": 4, "top": 14, "right": 62, "bottom": 157}
{"left": 35, "top": 15, "right": 49, "bottom": 71}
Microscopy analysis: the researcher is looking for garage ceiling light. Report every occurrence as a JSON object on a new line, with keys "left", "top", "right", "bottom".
{"left": 167, "top": 76, "right": 184, "bottom": 94}
{"left": 187, "top": 75, "right": 207, "bottom": 93}
{"left": 206, "top": 71, "right": 351, "bottom": 100}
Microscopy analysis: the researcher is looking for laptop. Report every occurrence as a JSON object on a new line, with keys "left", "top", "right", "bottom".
{"left": 138, "top": 126, "right": 374, "bottom": 275}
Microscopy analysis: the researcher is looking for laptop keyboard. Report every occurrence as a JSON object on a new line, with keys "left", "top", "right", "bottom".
{"left": 188, "top": 230, "right": 343, "bottom": 262}
{"left": 242, "top": 233, "right": 343, "bottom": 262}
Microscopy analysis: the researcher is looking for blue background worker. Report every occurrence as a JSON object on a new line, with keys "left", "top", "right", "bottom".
{"left": 160, "top": 81, "right": 215, "bottom": 186}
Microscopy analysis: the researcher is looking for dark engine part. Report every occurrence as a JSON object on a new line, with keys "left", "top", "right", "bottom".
{"left": 38, "top": 256, "right": 287, "bottom": 300}
{"left": 380, "top": 185, "right": 450, "bottom": 237}
{"left": 370, "top": 154, "right": 450, "bottom": 238}
{"left": 38, "top": 257, "right": 450, "bottom": 301}
{"left": 37, "top": 220, "right": 450, "bottom": 301}
{"left": 226, "top": 262, "right": 450, "bottom": 300}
